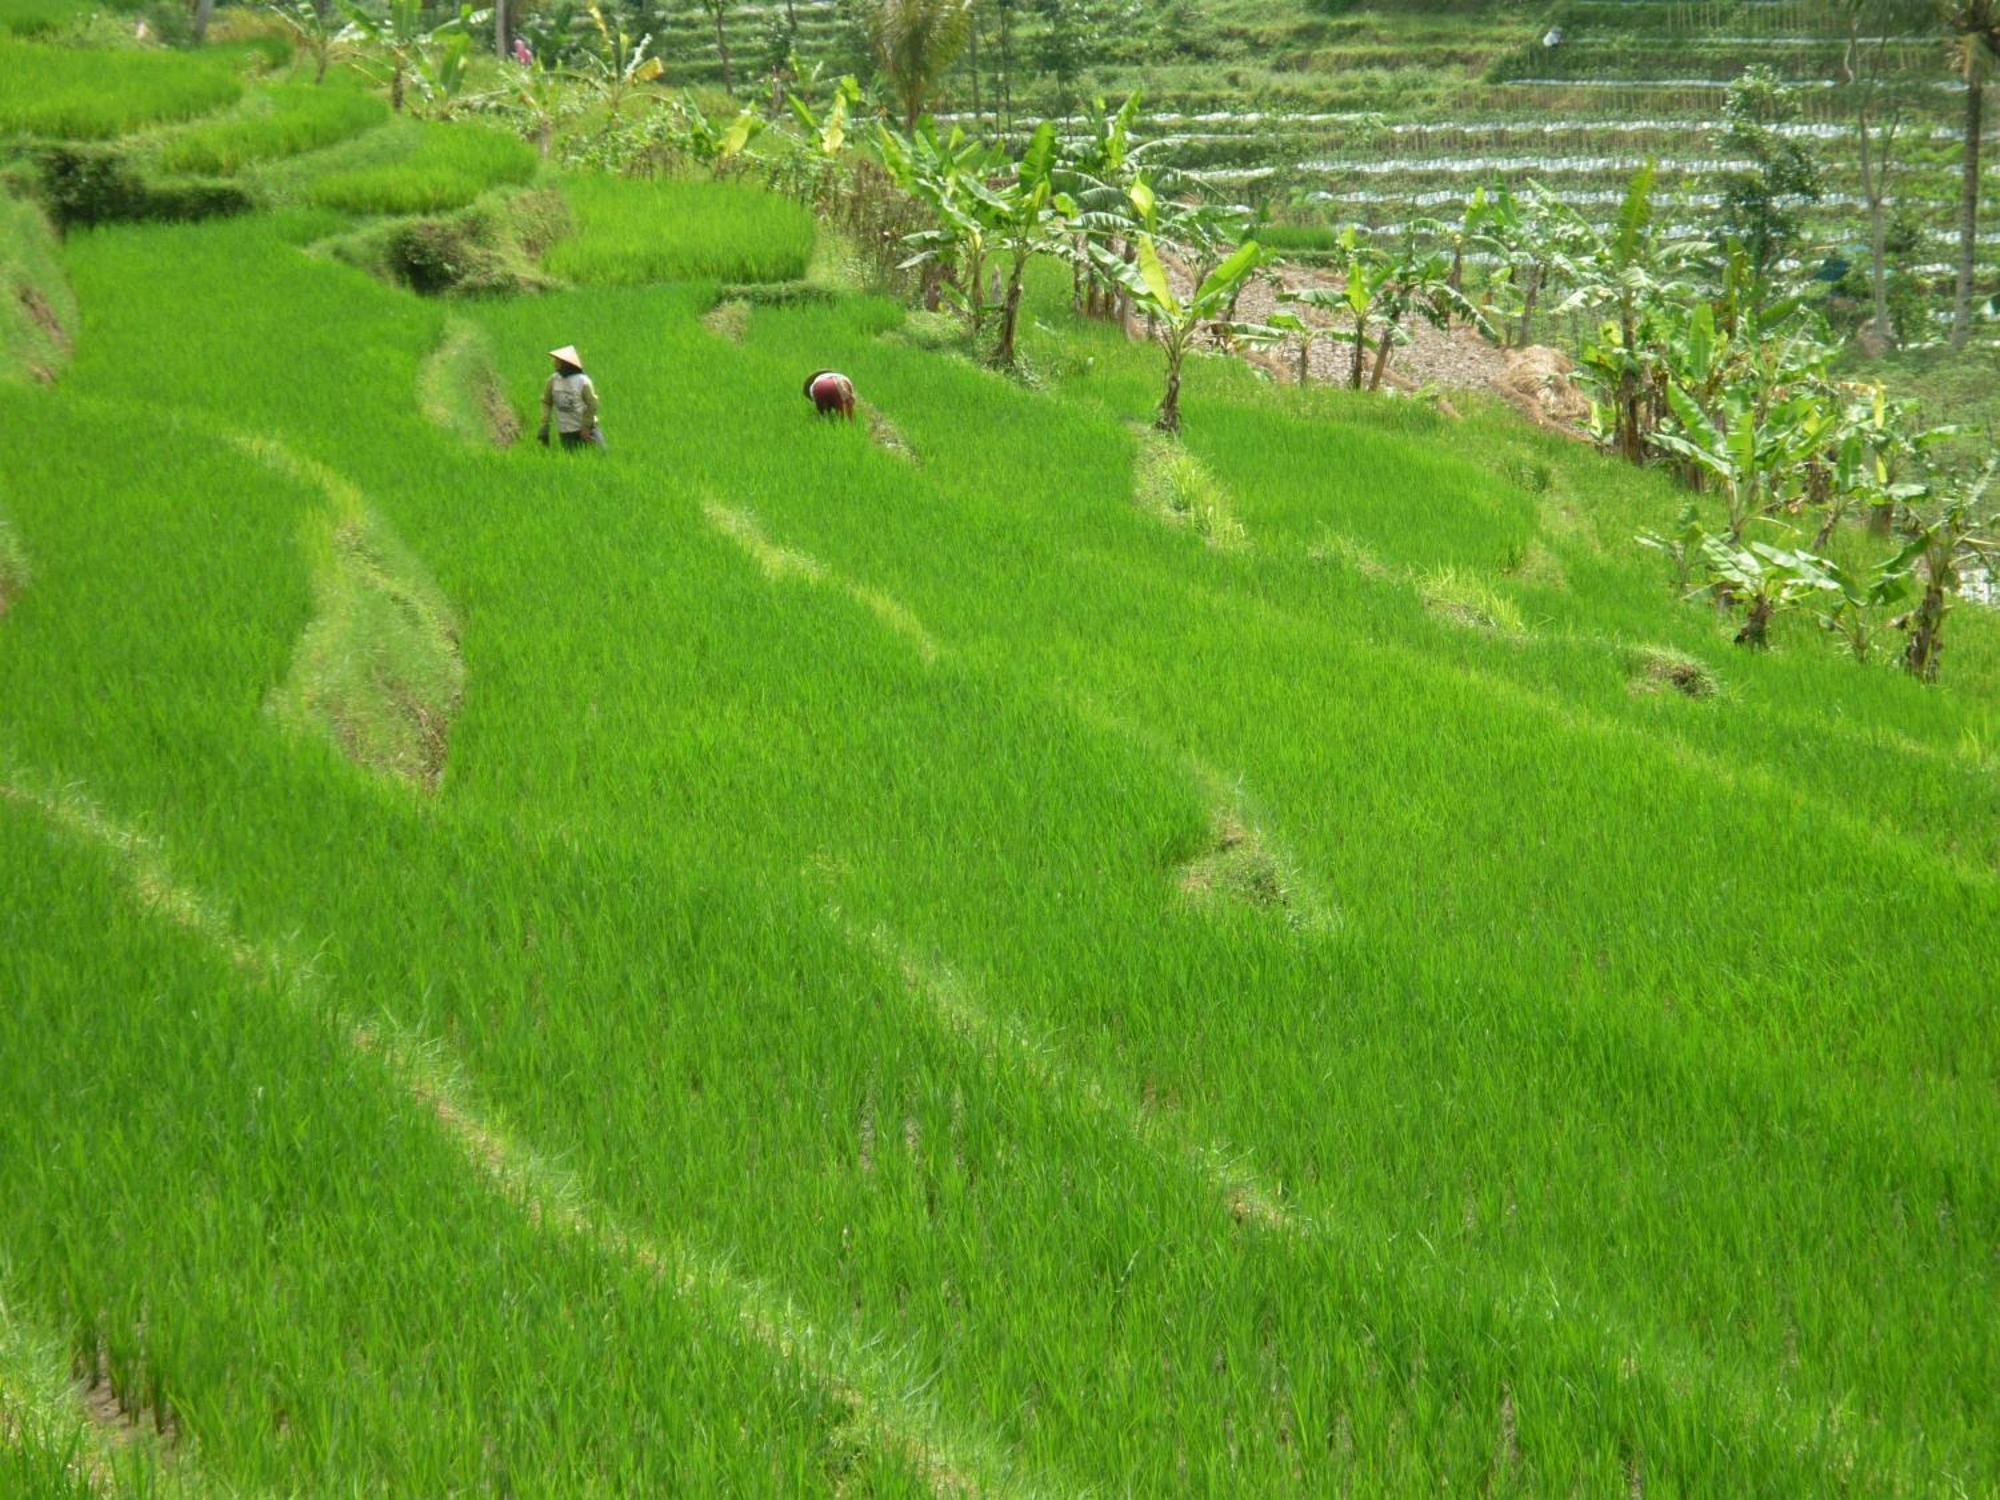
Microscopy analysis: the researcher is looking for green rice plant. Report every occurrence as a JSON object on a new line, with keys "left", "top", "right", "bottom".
{"left": 0, "top": 160, "right": 1996, "bottom": 1500}
{"left": 306, "top": 120, "right": 535, "bottom": 213}
{"left": 542, "top": 175, "right": 815, "bottom": 286}
{"left": 0, "top": 38, "right": 241, "bottom": 138}
{"left": 0, "top": 193, "right": 73, "bottom": 385}
{"left": 154, "top": 83, "right": 387, "bottom": 175}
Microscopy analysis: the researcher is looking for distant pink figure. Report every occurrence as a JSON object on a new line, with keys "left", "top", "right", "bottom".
{"left": 512, "top": 37, "right": 533, "bottom": 66}
{"left": 803, "top": 369, "right": 856, "bottom": 421}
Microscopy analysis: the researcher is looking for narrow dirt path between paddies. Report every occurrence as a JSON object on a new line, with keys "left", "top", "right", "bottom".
{"left": 0, "top": 774, "right": 1035, "bottom": 1500}
{"left": 703, "top": 499, "right": 941, "bottom": 664}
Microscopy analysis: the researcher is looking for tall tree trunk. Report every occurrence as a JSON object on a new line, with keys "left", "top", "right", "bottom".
{"left": 998, "top": 5, "right": 1012, "bottom": 132}
{"left": 1952, "top": 68, "right": 1983, "bottom": 349}
{"left": 712, "top": 4, "right": 734, "bottom": 94}
{"left": 495, "top": 0, "right": 506, "bottom": 60}
{"left": 1862, "top": 110, "right": 1893, "bottom": 345}
{"left": 192, "top": 0, "right": 214, "bottom": 43}
{"left": 968, "top": 16, "right": 981, "bottom": 129}
{"left": 391, "top": 61, "right": 406, "bottom": 113}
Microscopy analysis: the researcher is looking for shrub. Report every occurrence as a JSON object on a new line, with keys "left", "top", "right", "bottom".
{"left": 307, "top": 124, "right": 537, "bottom": 215}
{"left": 542, "top": 176, "right": 815, "bottom": 286}
{"left": 0, "top": 37, "right": 241, "bottom": 138}
{"left": 156, "top": 86, "right": 388, "bottom": 176}
{"left": 324, "top": 189, "right": 569, "bottom": 296}
{"left": 32, "top": 145, "right": 251, "bottom": 230}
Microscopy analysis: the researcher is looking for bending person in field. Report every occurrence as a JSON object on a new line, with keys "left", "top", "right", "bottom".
{"left": 803, "top": 369, "right": 856, "bottom": 421}
{"left": 540, "top": 345, "right": 605, "bottom": 450}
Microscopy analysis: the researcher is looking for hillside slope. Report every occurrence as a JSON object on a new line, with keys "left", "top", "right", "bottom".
{"left": 3, "top": 51, "right": 2000, "bottom": 1500}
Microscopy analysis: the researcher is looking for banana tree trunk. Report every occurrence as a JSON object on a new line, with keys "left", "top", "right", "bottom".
{"left": 1734, "top": 593, "right": 1774, "bottom": 649}
{"left": 1515, "top": 264, "right": 1541, "bottom": 348}
{"left": 1367, "top": 317, "right": 1399, "bottom": 390}
{"left": 996, "top": 254, "right": 1027, "bottom": 366}
{"left": 1156, "top": 345, "right": 1183, "bottom": 434}
{"left": 391, "top": 61, "right": 406, "bottom": 113}
{"left": 1349, "top": 322, "right": 1367, "bottom": 389}
{"left": 1903, "top": 573, "right": 1948, "bottom": 680}
{"left": 1296, "top": 335, "right": 1309, "bottom": 386}
{"left": 1951, "top": 71, "right": 1983, "bottom": 350}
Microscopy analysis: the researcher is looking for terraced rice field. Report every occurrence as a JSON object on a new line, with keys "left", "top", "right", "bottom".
{"left": 3, "top": 11, "right": 1999, "bottom": 1498}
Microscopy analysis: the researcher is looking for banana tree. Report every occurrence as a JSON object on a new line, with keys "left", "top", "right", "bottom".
{"left": 264, "top": 0, "right": 347, "bottom": 83}
{"left": 974, "top": 121, "right": 1075, "bottom": 367}
{"left": 1058, "top": 91, "right": 1153, "bottom": 320}
{"left": 671, "top": 95, "right": 766, "bottom": 175}
{"left": 1876, "top": 460, "right": 1998, "bottom": 681}
{"left": 1655, "top": 381, "right": 1824, "bottom": 540}
{"left": 878, "top": 118, "right": 1002, "bottom": 321}
{"left": 574, "top": 3, "right": 662, "bottom": 125}
{"left": 1550, "top": 163, "right": 1710, "bottom": 462}
{"left": 338, "top": 0, "right": 431, "bottom": 112}
{"left": 1252, "top": 292, "right": 1350, "bottom": 387}
{"left": 1092, "top": 230, "right": 1263, "bottom": 434}
{"left": 1363, "top": 245, "right": 1494, "bottom": 391}
{"left": 1474, "top": 181, "right": 1559, "bottom": 347}
{"left": 1697, "top": 535, "right": 1820, "bottom": 648}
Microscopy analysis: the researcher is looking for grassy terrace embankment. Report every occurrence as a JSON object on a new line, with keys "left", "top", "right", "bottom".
{"left": 2, "top": 12, "right": 1999, "bottom": 1498}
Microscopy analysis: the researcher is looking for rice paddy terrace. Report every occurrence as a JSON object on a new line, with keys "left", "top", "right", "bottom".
{"left": 659, "top": 0, "right": 1999, "bottom": 312}
{"left": 4, "top": 9, "right": 2000, "bottom": 1499}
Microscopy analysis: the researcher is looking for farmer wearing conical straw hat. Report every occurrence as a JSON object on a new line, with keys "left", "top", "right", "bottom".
{"left": 540, "top": 345, "right": 603, "bottom": 450}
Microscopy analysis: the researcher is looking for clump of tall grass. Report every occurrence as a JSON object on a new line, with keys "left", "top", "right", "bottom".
{"left": 307, "top": 123, "right": 536, "bottom": 214}
{"left": 1627, "top": 644, "right": 1719, "bottom": 699}
{"left": 543, "top": 177, "right": 815, "bottom": 286}
{"left": 0, "top": 39, "right": 241, "bottom": 138}
{"left": 1417, "top": 564, "right": 1525, "bottom": 632}
{"left": 155, "top": 85, "right": 387, "bottom": 176}
{"left": 1133, "top": 429, "right": 1247, "bottom": 550}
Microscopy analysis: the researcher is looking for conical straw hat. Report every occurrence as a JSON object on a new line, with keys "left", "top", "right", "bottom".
{"left": 549, "top": 345, "right": 582, "bottom": 366}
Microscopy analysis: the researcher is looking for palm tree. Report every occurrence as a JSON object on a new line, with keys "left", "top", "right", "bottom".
{"left": 1937, "top": 1, "right": 2000, "bottom": 347}
{"left": 858, "top": 0, "right": 976, "bottom": 131}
